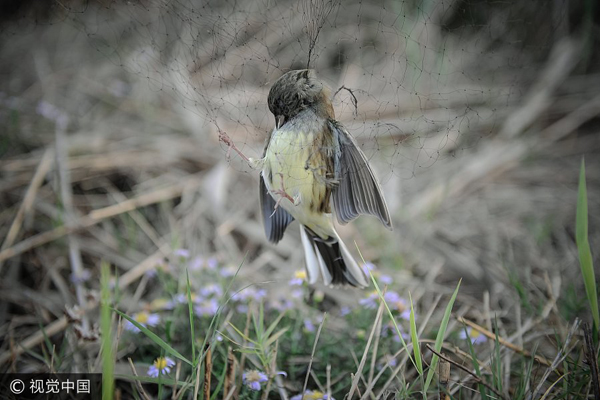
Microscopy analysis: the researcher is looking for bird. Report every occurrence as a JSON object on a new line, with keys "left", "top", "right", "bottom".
{"left": 257, "top": 69, "right": 392, "bottom": 287}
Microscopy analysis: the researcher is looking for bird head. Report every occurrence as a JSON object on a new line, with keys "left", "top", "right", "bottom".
{"left": 267, "top": 69, "right": 334, "bottom": 129}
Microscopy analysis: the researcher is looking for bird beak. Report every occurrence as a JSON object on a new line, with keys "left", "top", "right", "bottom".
{"left": 275, "top": 115, "right": 285, "bottom": 129}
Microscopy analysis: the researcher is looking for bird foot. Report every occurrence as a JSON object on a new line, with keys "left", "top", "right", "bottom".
{"left": 269, "top": 190, "right": 300, "bottom": 217}
{"left": 218, "top": 130, "right": 259, "bottom": 169}
{"left": 271, "top": 188, "right": 296, "bottom": 204}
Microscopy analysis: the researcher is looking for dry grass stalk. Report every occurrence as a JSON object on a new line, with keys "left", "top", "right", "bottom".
{"left": 528, "top": 318, "right": 581, "bottom": 399}
{"left": 260, "top": 339, "right": 277, "bottom": 400}
{"left": 301, "top": 313, "right": 328, "bottom": 400}
{"left": 193, "top": 361, "right": 202, "bottom": 400}
{"left": 127, "top": 357, "right": 152, "bottom": 400}
{"left": 427, "top": 345, "right": 507, "bottom": 400}
{"left": 172, "top": 361, "right": 182, "bottom": 400}
{"left": 408, "top": 37, "right": 589, "bottom": 218}
{"left": 56, "top": 127, "right": 90, "bottom": 338}
{"left": 349, "top": 302, "right": 384, "bottom": 400}
{"left": 0, "top": 177, "right": 197, "bottom": 263}
{"left": 458, "top": 316, "right": 554, "bottom": 366}
{"left": 498, "top": 38, "right": 580, "bottom": 140}
{"left": 223, "top": 346, "right": 236, "bottom": 400}
{"left": 326, "top": 364, "right": 332, "bottom": 400}
{"left": 0, "top": 244, "right": 169, "bottom": 365}
{"left": 438, "top": 353, "right": 450, "bottom": 400}
{"left": 204, "top": 344, "right": 213, "bottom": 400}
{"left": 0, "top": 148, "right": 54, "bottom": 274}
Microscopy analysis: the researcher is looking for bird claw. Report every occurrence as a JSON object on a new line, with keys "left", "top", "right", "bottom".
{"left": 218, "top": 130, "right": 255, "bottom": 167}
{"left": 271, "top": 188, "right": 295, "bottom": 204}
{"left": 269, "top": 190, "right": 300, "bottom": 217}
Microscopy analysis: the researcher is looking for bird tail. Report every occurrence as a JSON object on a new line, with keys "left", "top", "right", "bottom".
{"left": 299, "top": 225, "right": 369, "bottom": 288}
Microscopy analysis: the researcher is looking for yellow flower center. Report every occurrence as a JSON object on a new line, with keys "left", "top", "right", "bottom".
{"left": 151, "top": 298, "right": 169, "bottom": 309}
{"left": 305, "top": 391, "right": 326, "bottom": 400}
{"left": 154, "top": 357, "right": 168, "bottom": 369}
{"left": 135, "top": 312, "right": 149, "bottom": 324}
{"left": 470, "top": 329, "right": 481, "bottom": 339}
{"left": 294, "top": 270, "right": 307, "bottom": 280}
{"left": 245, "top": 370, "right": 262, "bottom": 382}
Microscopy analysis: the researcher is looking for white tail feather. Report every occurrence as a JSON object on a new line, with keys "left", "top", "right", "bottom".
{"left": 336, "top": 232, "right": 369, "bottom": 287}
{"left": 316, "top": 246, "right": 333, "bottom": 286}
{"left": 300, "top": 225, "right": 368, "bottom": 287}
{"left": 300, "top": 225, "right": 320, "bottom": 284}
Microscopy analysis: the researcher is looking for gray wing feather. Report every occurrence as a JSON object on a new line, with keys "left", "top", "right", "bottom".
{"left": 259, "top": 173, "right": 295, "bottom": 243}
{"left": 330, "top": 120, "right": 392, "bottom": 229}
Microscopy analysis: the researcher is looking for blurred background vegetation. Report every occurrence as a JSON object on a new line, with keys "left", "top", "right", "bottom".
{"left": 0, "top": 0, "right": 599, "bottom": 398}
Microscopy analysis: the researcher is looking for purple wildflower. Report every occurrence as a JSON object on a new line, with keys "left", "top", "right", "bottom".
{"left": 303, "top": 318, "right": 316, "bottom": 333}
{"left": 291, "top": 390, "right": 335, "bottom": 400}
{"left": 70, "top": 269, "right": 92, "bottom": 284}
{"left": 220, "top": 266, "right": 235, "bottom": 277}
{"left": 124, "top": 312, "right": 160, "bottom": 333}
{"left": 340, "top": 306, "right": 351, "bottom": 316}
{"left": 194, "top": 298, "right": 219, "bottom": 317}
{"left": 36, "top": 100, "right": 69, "bottom": 130}
{"left": 379, "top": 274, "right": 393, "bottom": 285}
{"left": 173, "top": 249, "right": 190, "bottom": 259}
{"left": 362, "top": 262, "right": 376, "bottom": 275}
{"left": 190, "top": 256, "right": 205, "bottom": 270}
{"left": 242, "top": 370, "right": 268, "bottom": 391}
{"left": 200, "top": 283, "right": 223, "bottom": 298}
{"left": 148, "top": 357, "right": 175, "bottom": 377}
{"left": 207, "top": 257, "right": 218, "bottom": 270}
{"left": 289, "top": 270, "right": 307, "bottom": 286}
{"left": 459, "top": 327, "right": 487, "bottom": 345}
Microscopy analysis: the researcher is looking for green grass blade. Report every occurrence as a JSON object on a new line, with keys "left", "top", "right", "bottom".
{"left": 19, "top": 346, "right": 48, "bottom": 364}
{"left": 101, "top": 262, "right": 115, "bottom": 400}
{"left": 576, "top": 158, "right": 599, "bottom": 331}
{"left": 369, "top": 271, "right": 416, "bottom": 369}
{"left": 210, "top": 356, "right": 229, "bottom": 400}
{"left": 265, "top": 327, "right": 289, "bottom": 347}
{"left": 185, "top": 269, "right": 197, "bottom": 365}
{"left": 228, "top": 321, "right": 259, "bottom": 345}
{"left": 39, "top": 322, "right": 55, "bottom": 366}
{"left": 464, "top": 326, "right": 489, "bottom": 400}
{"left": 408, "top": 293, "right": 423, "bottom": 375}
{"left": 355, "top": 243, "right": 417, "bottom": 370}
{"left": 424, "top": 279, "right": 461, "bottom": 392}
{"left": 264, "top": 310, "right": 287, "bottom": 338}
{"left": 114, "top": 309, "right": 193, "bottom": 366}
{"left": 252, "top": 300, "right": 265, "bottom": 339}
{"left": 194, "top": 255, "right": 246, "bottom": 367}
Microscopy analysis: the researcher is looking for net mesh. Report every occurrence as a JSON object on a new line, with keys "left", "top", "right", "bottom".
{"left": 0, "top": 0, "right": 564, "bottom": 179}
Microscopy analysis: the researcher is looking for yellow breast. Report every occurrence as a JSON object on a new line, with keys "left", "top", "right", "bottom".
{"left": 263, "top": 127, "right": 331, "bottom": 237}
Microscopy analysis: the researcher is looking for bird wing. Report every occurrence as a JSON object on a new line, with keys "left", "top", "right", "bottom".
{"left": 259, "top": 169, "right": 295, "bottom": 244}
{"left": 329, "top": 120, "right": 392, "bottom": 230}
